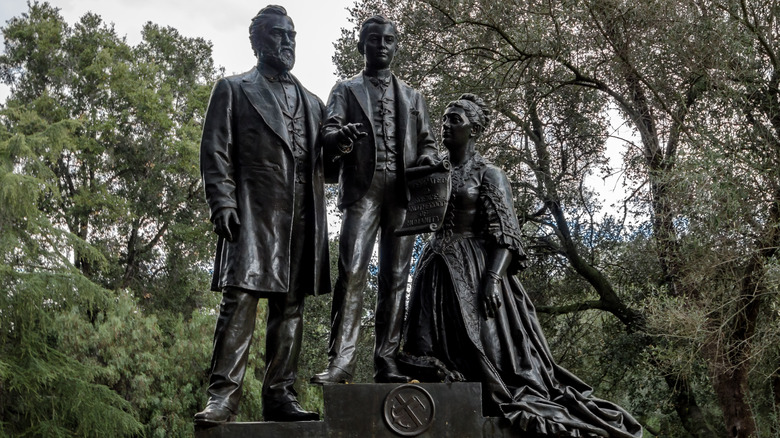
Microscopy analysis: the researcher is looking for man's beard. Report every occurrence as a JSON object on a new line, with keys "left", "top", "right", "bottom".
{"left": 261, "top": 47, "right": 295, "bottom": 72}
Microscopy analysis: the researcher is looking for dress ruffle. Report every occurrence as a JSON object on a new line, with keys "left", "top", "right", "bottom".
{"left": 479, "top": 177, "right": 528, "bottom": 273}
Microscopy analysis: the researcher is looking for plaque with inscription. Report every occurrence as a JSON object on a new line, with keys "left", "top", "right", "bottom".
{"left": 396, "top": 160, "right": 451, "bottom": 236}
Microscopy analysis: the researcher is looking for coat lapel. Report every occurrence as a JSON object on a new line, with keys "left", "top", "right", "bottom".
{"left": 346, "top": 75, "right": 373, "bottom": 131}
{"left": 292, "top": 76, "right": 321, "bottom": 163}
{"left": 240, "top": 68, "right": 291, "bottom": 149}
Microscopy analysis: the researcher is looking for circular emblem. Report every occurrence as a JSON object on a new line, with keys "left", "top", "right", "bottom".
{"left": 383, "top": 384, "right": 435, "bottom": 436}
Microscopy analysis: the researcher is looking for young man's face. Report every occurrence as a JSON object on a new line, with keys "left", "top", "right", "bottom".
{"left": 362, "top": 23, "right": 397, "bottom": 70}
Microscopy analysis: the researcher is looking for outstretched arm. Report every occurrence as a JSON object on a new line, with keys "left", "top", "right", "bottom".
{"left": 321, "top": 84, "right": 368, "bottom": 155}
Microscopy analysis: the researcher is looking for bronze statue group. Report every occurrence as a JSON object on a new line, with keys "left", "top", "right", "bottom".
{"left": 195, "top": 5, "right": 643, "bottom": 437}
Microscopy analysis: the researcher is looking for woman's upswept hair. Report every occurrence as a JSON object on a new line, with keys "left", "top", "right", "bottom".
{"left": 447, "top": 93, "right": 492, "bottom": 133}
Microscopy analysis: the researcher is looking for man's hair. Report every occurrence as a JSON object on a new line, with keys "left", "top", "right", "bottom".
{"left": 357, "top": 15, "right": 398, "bottom": 55}
{"left": 249, "top": 5, "right": 291, "bottom": 57}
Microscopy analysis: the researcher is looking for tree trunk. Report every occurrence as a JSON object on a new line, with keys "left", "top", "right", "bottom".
{"left": 710, "top": 187, "right": 780, "bottom": 438}
{"left": 773, "top": 370, "right": 780, "bottom": 434}
{"left": 712, "top": 367, "right": 756, "bottom": 438}
{"left": 663, "top": 372, "right": 727, "bottom": 438}
{"left": 517, "top": 103, "right": 724, "bottom": 437}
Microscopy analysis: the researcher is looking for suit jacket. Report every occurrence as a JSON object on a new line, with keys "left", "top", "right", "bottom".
{"left": 321, "top": 72, "right": 438, "bottom": 209}
{"left": 200, "top": 67, "right": 330, "bottom": 295}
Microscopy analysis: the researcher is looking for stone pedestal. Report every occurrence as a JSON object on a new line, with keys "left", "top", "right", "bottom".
{"left": 195, "top": 382, "right": 519, "bottom": 438}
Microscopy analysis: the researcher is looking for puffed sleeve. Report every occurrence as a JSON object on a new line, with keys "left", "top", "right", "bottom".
{"left": 479, "top": 165, "right": 528, "bottom": 273}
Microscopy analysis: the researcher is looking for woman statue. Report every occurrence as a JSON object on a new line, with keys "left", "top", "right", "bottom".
{"left": 401, "top": 94, "right": 643, "bottom": 437}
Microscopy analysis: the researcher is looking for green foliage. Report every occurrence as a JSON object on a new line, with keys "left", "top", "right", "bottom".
{"left": 0, "top": 2, "right": 219, "bottom": 436}
{"left": 0, "top": 258, "right": 143, "bottom": 436}
{"left": 49, "top": 289, "right": 219, "bottom": 437}
{"left": 0, "top": 1, "right": 216, "bottom": 310}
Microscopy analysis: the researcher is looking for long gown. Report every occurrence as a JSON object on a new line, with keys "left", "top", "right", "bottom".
{"left": 402, "top": 153, "right": 643, "bottom": 438}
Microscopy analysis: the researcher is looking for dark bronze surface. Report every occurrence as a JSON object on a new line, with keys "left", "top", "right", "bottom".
{"left": 195, "top": 382, "right": 522, "bottom": 438}
{"left": 395, "top": 160, "right": 451, "bottom": 236}
{"left": 196, "top": 5, "right": 328, "bottom": 425}
{"left": 383, "top": 385, "right": 435, "bottom": 436}
{"left": 316, "top": 15, "right": 438, "bottom": 383}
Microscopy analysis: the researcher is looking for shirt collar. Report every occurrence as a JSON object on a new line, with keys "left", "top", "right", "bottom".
{"left": 257, "top": 65, "right": 294, "bottom": 84}
{"left": 363, "top": 69, "right": 392, "bottom": 88}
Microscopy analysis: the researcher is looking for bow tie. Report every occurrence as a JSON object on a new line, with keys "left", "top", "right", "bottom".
{"left": 368, "top": 75, "right": 391, "bottom": 89}
{"left": 266, "top": 73, "right": 294, "bottom": 84}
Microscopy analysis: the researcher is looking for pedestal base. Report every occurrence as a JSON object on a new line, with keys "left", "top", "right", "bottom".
{"left": 195, "top": 382, "right": 520, "bottom": 437}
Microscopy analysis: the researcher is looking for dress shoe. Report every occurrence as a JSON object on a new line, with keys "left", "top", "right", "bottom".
{"left": 194, "top": 403, "right": 235, "bottom": 427}
{"left": 375, "top": 369, "right": 412, "bottom": 383}
{"left": 263, "top": 400, "right": 319, "bottom": 422}
{"left": 310, "top": 366, "right": 353, "bottom": 385}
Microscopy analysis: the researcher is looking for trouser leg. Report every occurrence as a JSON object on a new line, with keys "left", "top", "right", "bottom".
{"left": 328, "top": 182, "right": 382, "bottom": 373}
{"left": 206, "top": 287, "right": 259, "bottom": 412}
{"left": 402, "top": 255, "right": 442, "bottom": 357}
{"left": 374, "top": 170, "right": 415, "bottom": 374}
{"left": 262, "top": 282, "right": 306, "bottom": 407}
{"left": 262, "top": 181, "right": 312, "bottom": 407}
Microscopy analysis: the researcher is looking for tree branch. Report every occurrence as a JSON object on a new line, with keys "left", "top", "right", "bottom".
{"left": 535, "top": 300, "right": 606, "bottom": 315}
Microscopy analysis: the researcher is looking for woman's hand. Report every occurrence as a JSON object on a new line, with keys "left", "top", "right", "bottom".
{"left": 481, "top": 274, "right": 502, "bottom": 318}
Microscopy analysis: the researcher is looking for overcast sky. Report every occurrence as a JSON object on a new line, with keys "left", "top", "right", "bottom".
{"left": 0, "top": 0, "right": 356, "bottom": 101}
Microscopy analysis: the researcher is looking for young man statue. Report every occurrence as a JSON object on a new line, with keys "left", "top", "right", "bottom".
{"left": 311, "top": 15, "right": 437, "bottom": 385}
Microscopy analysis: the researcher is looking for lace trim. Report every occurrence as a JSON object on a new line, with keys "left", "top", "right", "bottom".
{"left": 442, "top": 154, "right": 487, "bottom": 235}
{"left": 480, "top": 180, "right": 528, "bottom": 271}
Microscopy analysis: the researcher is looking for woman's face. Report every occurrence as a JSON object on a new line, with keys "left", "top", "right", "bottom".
{"left": 441, "top": 106, "right": 473, "bottom": 151}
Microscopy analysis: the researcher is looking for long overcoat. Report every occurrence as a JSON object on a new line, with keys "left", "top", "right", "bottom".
{"left": 200, "top": 67, "right": 330, "bottom": 296}
{"left": 321, "top": 73, "right": 438, "bottom": 209}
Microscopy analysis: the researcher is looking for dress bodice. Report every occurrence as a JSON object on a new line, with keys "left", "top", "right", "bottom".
{"left": 439, "top": 155, "right": 486, "bottom": 236}
{"left": 433, "top": 153, "right": 528, "bottom": 273}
